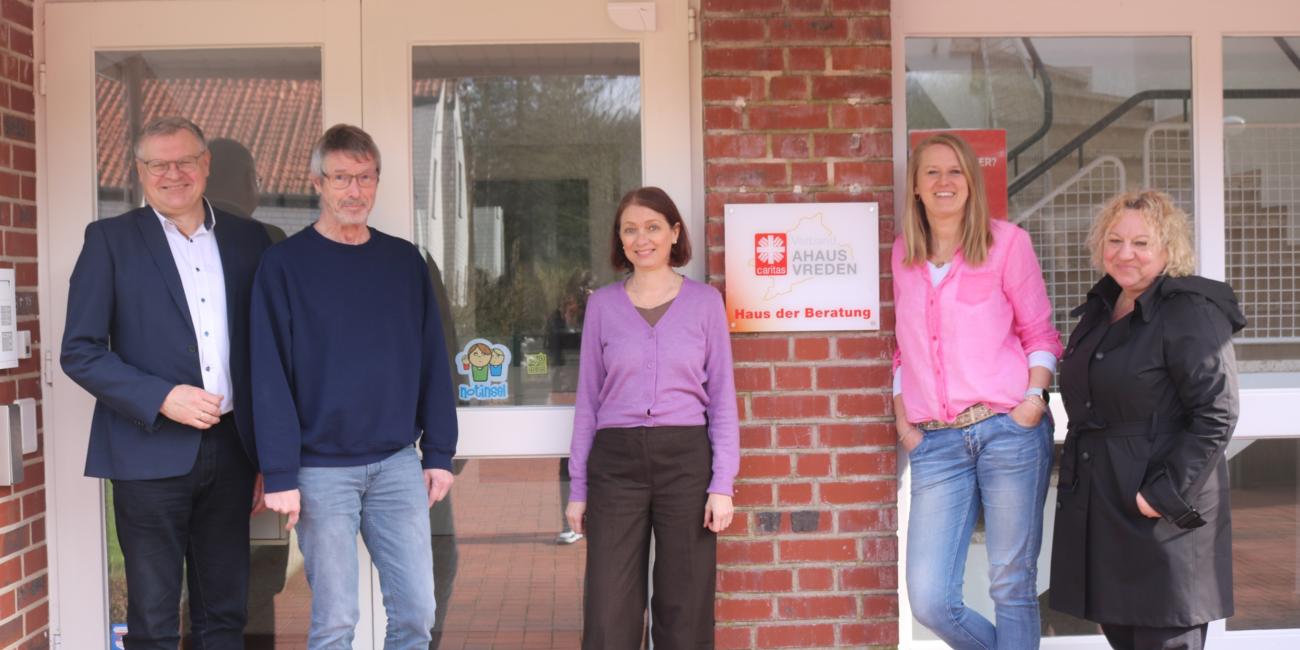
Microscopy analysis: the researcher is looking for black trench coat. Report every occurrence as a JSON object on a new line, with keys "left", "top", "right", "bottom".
{"left": 1049, "top": 274, "right": 1245, "bottom": 627}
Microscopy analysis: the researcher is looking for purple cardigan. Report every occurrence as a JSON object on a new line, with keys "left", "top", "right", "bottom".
{"left": 568, "top": 276, "right": 740, "bottom": 501}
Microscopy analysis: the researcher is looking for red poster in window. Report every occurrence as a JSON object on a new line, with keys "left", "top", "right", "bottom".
{"left": 909, "top": 129, "right": 1008, "bottom": 220}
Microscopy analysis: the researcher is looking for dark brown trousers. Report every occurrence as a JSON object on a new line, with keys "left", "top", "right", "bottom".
{"left": 582, "top": 425, "right": 716, "bottom": 650}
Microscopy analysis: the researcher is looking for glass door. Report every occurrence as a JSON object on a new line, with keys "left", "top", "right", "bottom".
{"left": 43, "top": 2, "right": 362, "bottom": 649}
{"left": 894, "top": 1, "right": 1300, "bottom": 648}
{"left": 359, "top": 1, "right": 694, "bottom": 646}
{"left": 45, "top": 1, "right": 695, "bottom": 648}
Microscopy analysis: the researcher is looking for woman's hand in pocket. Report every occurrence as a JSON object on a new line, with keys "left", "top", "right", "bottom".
{"left": 1136, "top": 492, "right": 1162, "bottom": 519}
{"left": 1009, "top": 398, "right": 1046, "bottom": 428}
{"left": 899, "top": 425, "right": 925, "bottom": 453}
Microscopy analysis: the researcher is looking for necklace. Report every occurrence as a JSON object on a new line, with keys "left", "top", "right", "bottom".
{"left": 626, "top": 273, "right": 682, "bottom": 309}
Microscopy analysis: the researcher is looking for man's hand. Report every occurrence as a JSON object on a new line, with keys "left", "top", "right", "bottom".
{"left": 566, "top": 501, "right": 586, "bottom": 535}
{"left": 424, "top": 468, "right": 454, "bottom": 506}
{"left": 160, "top": 385, "right": 224, "bottom": 429}
{"left": 264, "top": 489, "right": 301, "bottom": 531}
{"left": 704, "top": 493, "right": 734, "bottom": 533}
{"left": 250, "top": 473, "right": 267, "bottom": 516}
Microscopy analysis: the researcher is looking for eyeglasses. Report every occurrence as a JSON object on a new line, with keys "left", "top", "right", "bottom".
{"left": 322, "top": 171, "right": 379, "bottom": 189}
{"left": 137, "top": 152, "right": 206, "bottom": 177}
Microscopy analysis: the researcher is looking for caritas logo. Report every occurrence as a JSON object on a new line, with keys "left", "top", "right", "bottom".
{"left": 754, "top": 233, "right": 787, "bottom": 276}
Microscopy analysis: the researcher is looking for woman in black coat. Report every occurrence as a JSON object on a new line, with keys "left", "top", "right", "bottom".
{"left": 1050, "top": 190, "right": 1245, "bottom": 650}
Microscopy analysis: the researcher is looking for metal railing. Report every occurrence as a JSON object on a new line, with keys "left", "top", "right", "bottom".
{"left": 1013, "top": 156, "right": 1127, "bottom": 333}
{"left": 1006, "top": 38, "right": 1054, "bottom": 177}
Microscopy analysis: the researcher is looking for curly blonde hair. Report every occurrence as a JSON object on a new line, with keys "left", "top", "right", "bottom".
{"left": 1088, "top": 189, "right": 1195, "bottom": 277}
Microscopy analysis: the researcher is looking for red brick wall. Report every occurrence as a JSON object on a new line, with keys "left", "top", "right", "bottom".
{"left": 0, "top": 1, "right": 47, "bottom": 648}
{"left": 702, "top": 1, "right": 897, "bottom": 647}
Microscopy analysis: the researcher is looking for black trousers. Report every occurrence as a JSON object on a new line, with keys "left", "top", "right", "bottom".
{"left": 112, "top": 415, "right": 255, "bottom": 650}
{"left": 583, "top": 426, "right": 716, "bottom": 650}
{"left": 1101, "top": 623, "right": 1209, "bottom": 650}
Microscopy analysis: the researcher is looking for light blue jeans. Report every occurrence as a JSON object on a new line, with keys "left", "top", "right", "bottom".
{"left": 297, "top": 446, "right": 436, "bottom": 649}
{"left": 906, "top": 413, "right": 1053, "bottom": 650}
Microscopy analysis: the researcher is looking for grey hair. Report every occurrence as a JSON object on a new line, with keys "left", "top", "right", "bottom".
{"left": 134, "top": 116, "right": 206, "bottom": 158}
{"left": 309, "top": 124, "right": 382, "bottom": 177}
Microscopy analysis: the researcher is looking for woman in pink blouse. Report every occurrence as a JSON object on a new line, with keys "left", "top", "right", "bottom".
{"left": 565, "top": 186, "right": 740, "bottom": 649}
{"left": 894, "top": 133, "right": 1062, "bottom": 649}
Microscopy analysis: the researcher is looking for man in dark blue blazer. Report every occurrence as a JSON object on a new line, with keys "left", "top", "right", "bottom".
{"left": 61, "top": 116, "right": 272, "bottom": 650}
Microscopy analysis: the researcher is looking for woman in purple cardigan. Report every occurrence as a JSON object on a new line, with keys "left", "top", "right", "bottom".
{"left": 565, "top": 186, "right": 740, "bottom": 649}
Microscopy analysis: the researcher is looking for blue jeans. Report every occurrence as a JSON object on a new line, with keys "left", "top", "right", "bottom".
{"left": 906, "top": 413, "right": 1053, "bottom": 650}
{"left": 296, "top": 447, "right": 436, "bottom": 649}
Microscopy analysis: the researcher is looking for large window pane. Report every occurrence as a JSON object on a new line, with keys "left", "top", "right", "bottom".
{"left": 94, "top": 47, "right": 322, "bottom": 648}
{"left": 906, "top": 37, "right": 1193, "bottom": 336}
{"left": 1226, "top": 438, "right": 1300, "bottom": 630}
{"left": 432, "top": 459, "right": 584, "bottom": 646}
{"left": 95, "top": 48, "right": 321, "bottom": 237}
{"left": 905, "top": 38, "right": 1192, "bottom": 640}
{"left": 1223, "top": 37, "right": 1300, "bottom": 372}
{"left": 409, "top": 43, "right": 640, "bottom": 649}
{"left": 411, "top": 43, "right": 641, "bottom": 409}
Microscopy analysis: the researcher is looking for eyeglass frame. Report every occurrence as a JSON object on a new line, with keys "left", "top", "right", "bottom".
{"left": 318, "top": 170, "right": 380, "bottom": 190}
{"left": 136, "top": 149, "right": 208, "bottom": 177}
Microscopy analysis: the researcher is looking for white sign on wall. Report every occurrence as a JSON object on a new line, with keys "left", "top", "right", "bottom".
{"left": 724, "top": 202, "right": 880, "bottom": 333}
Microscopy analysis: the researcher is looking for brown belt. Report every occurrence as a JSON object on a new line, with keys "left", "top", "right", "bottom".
{"left": 917, "top": 403, "right": 998, "bottom": 431}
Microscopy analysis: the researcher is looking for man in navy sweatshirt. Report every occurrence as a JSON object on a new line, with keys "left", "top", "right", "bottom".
{"left": 251, "top": 124, "right": 458, "bottom": 647}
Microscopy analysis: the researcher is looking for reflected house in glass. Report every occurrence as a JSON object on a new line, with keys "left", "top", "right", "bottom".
{"left": 93, "top": 49, "right": 324, "bottom": 238}
{"left": 472, "top": 206, "right": 505, "bottom": 280}
{"left": 411, "top": 44, "right": 642, "bottom": 409}
{"left": 413, "top": 78, "right": 473, "bottom": 307}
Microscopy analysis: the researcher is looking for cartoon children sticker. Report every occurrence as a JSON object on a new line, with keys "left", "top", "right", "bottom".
{"left": 466, "top": 342, "right": 492, "bottom": 382}
{"left": 455, "top": 338, "right": 511, "bottom": 401}
{"left": 489, "top": 347, "right": 506, "bottom": 378}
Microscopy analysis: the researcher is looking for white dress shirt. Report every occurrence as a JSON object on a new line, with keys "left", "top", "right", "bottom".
{"left": 153, "top": 201, "right": 233, "bottom": 414}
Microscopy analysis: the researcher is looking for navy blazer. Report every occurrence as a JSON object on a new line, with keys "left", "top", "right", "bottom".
{"left": 61, "top": 204, "right": 273, "bottom": 480}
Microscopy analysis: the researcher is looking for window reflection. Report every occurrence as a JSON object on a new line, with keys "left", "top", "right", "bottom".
{"left": 1227, "top": 438, "right": 1300, "bottom": 631}
{"left": 94, "top": 47, "right": 323, "bottom": 647}
{"left": 905, "top": 37, "right": 1195, "bottom": 641}
{"left": 411, "top": 43, "right": 641, "bottom": 408}
{"left": 95, "top": 48, "right": 321, "bottom": 236}
{"left": 433, "top": 459, "right": 584, "bottom": 648}
{"left": 1222, "top": 37, "right": 1300, "bottom": 371}
{"left": 906, "top": 37, "right": 1192, "bottom": 337}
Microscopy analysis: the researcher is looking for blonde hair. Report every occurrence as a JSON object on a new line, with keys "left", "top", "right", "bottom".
{"left": 901, "top": 133, "right": 993, "bottom": 266}
{"left": 1088, "top": 189, "right": 1195, "bottom": 277}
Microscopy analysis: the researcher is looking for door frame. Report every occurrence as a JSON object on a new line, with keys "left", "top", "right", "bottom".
{"left": 357, "top": 0, "right": 695, "bottom": 641}
{"left": 40, "top": 1, "right": 697, "bottom": 647}
{"left": 892, "top": 0, "right": 1300, "bottom": 647}
{"left": 41, "top": 2, "right": 363, "bottom": 648}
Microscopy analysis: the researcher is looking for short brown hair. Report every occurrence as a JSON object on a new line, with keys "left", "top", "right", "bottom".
{"left": 901, "top": 132, "right": 993, "bottom": 266}
{"left": 609, "top": 187, "right": 692, "bottom": 272}
{"left": 310, "top": 124, "right": 381, "bottom": 176}
{"left": 1088, "top": 189, "right": 1195, "bottom": 277}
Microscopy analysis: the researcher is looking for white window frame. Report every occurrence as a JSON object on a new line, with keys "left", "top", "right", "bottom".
{"left": 892, "top": 1, "right": 1300, "bottom": 647}
{"left": 360, "top": 0, "right": 699, "bottom": 462}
